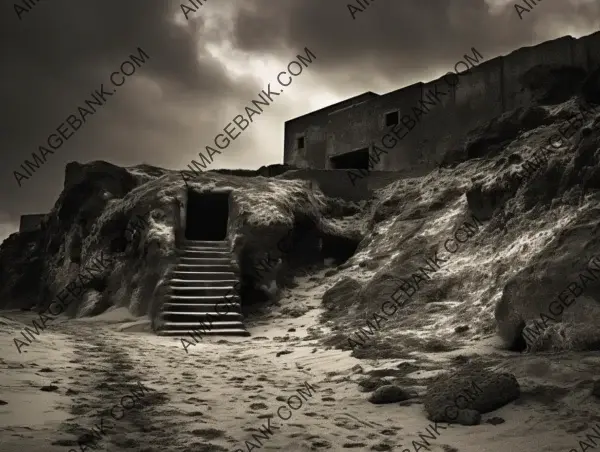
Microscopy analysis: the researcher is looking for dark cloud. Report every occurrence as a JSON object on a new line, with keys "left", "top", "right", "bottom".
{"left": 0, "top": 0, "right": 598, "bottom": 240}
{"left": 0, "top": 0, "right": 260, "bottom": 234}
{"left": 232, "top": 0, "right": 600, "bottom": 86}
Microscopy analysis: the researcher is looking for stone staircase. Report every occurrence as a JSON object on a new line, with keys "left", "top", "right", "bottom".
{"left": 156, "top": 240, "right": 250, "bottom": 336}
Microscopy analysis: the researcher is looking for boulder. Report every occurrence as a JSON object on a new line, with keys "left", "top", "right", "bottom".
{"left": 495, "top": 249, "right": 600, "bottom": 350}
{"left": 357, "top": 376, "right": 388, "bottom": 393}
{"left": 424, "top": 367, "right": 520, "bottom": 425}
{"left": 368, "top": 385, "right": 412, "bottom": 404}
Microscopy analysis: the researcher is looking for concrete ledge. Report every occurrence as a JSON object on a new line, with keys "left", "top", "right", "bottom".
{"left": 278, "top": 169, "right": 415, "bottom": 201}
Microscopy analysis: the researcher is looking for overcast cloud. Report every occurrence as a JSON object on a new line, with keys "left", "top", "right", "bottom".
{"left": 0, "top": 0, "right": 599, "bottom": 241}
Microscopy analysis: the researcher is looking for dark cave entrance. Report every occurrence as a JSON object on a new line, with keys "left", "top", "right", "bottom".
{"left": 509, "top": 321, "right": 528, "bottom": 353}
{"left": 185, "top": 190, "right": 230, "bottom": 240}
{"left": 237, "top": 217, "right": 322, "bottom": 312}
{"left": 330, "top": 148, "right": 370, "bottom": 169}
{"left": 286, "top": 217, "right": 322, "bottom": 270}
{"left": 321, "top": 234, "right": 360, "bottom": 266}
{"left": 236, "top": 216, "right": 361, "bottom": 314}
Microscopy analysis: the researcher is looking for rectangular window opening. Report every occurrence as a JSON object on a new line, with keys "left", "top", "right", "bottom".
{"left": 385, "top": 111, "right": 399, "bottom": 126}
{"left": 330, "top": 148, "right": 370, "bottom": 169}
{"left": 297, "top": 136, "right": 305, "bottom": 149}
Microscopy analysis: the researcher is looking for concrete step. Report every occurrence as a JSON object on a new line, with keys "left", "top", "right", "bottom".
{"left": 177, "top": 246, "right": 232, "bottom": 257}
{"left": 160, "top": 312, "right": 243, "bottom": 321}
{"left": 159, "top": 321, "right": 246, "bottom": 329}
{"left": 178, "top": 250, "right": 231, "bottom": 258}
{"left": 157, "top": 328, "right": 250, "bottom": 336}
{"left": 168, "top": 278, "right": 238, "bottom": 287}
{"left": 174, "top": 263, "right": 234, "bottom": 272}
{"left": 179, "top": 256, "right": 231, "bottom": 265}
{"left": 181, "top": 239, "right": 229, "bottom": 247}
{"left": 162, "top": 302, "right": 241, "bottom": 313}
{"left": 177, "top": 242, "right": 231, "bottom": 251}
{"left": 159, "top": 238, "right": 246, "bottom": 338}
{"left": 166, "top": 294, "right": 240, "bottom": 303}
{"left": 170, "top": 271, "right": 236, "bottom": 281}
{"left": 167, "top": 286, "right": 237, "bottom": 296}
{"left": 167, "top": 283, "right": 236, "bottom": 290}
{"left": 179, "top": 248, "right": 231, "bottom": 254}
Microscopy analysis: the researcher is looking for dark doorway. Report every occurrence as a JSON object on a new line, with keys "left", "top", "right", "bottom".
{"left": 330, "top": 148, "right": 369, "bottom": 169}
{"left": 185, "top": 190, "right": 230, "bottom": 240}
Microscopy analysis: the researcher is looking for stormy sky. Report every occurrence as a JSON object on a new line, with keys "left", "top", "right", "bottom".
{"left": 0, "top": 0, "right": 599, "bottom": 241}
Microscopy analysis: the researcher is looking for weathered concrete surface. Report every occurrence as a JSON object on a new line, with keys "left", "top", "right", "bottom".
{"left": 285, "top": 31, "right": 600, "bottom": 175}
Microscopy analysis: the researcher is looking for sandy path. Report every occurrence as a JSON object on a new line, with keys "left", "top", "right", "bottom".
{"left": 3, "top": 277, "right": 600, "bottom": 452}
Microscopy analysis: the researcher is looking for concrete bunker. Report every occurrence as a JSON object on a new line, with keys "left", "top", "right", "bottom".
{"left": 330, "top": 148, "right": 370, "bottom": 170}
{"left": 185, "top": 190, "right": 230, "bottom": 241}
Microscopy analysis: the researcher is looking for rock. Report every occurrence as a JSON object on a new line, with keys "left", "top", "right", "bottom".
{"left": 40, "top": 385, "right": 59, "bottom": 392}
{"left": 495, "top": 235, "right": 600, "bottom": 351}
{"left": 396, "top": 362, "right": 420, "bottom": 373}
{"left": 368, "top": 385, "right": 412, "bottom": 404}
{"left": 0, "top": 400, "right": 7, "bottom": 405}
{"left": 466, "top": 180, "right": 514, "bottom": 221}
{"left": 371, "top": 444, "right": 392, "bottom": 451}
{"left": 454, "top": 409, "right": 481, "bottom": 426}
{"left": 287, "top": 328, "right": 296, "bottom": 332}
{"left": 249, "top": 403, "right": 268, "bottom": 410}
{"left": 351, "top": 364, "right": 363, "bottom": 374}
{"left": 357, "top": 376, "right": 387, "bottom": 393}
{"left": 486, "top": 416, "right": 506, "bottom": 425}
{"left": 39, "top": 368, "right": 53, "bottom": 373}
{"left": 275, "top": 350, "right": 292, "bottom": 357}
{"left": 424, "top": 367, "right": 520, "bottom": 425}
{"left": 455, "top": 325, "right": 469, "bottom": 334}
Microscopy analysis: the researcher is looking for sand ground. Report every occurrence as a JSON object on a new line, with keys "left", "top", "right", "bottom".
{"left": 2, "top": 274, "right": 600, "bottom": 452}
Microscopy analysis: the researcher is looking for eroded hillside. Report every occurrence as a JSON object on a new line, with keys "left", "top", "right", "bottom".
{"left": 320, "top": 92, "right": 600, "bottom": 358}
{"left": 1, "top": 67, "right": 600, "bottom": 360}
{"left": 0, "top": 164, "right": 359, "bottom": 324}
